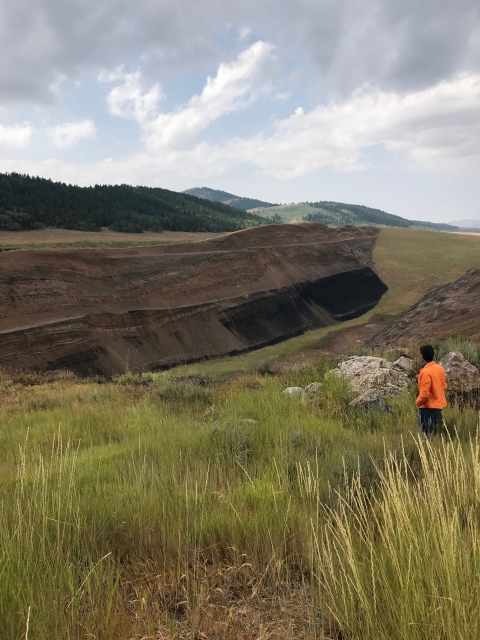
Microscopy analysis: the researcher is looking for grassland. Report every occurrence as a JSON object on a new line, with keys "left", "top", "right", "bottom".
{"left": 0, "top": 228, "right": 224, "bottom": 251}
{"left": 1, "top": 337, "right": 480, "bottom": 638}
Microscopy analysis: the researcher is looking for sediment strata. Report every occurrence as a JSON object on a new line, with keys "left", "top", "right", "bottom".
{"left": 0, "top": 223, "right": 387, "bottom": 375}
{"left": 372, "top": 268, "right": 480, "bottom": 345}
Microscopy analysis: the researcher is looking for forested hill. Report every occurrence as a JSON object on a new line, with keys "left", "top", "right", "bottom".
{"left": 183, "top": 187, "right": 276, "bottom": 211}
{"left": 0, "top": 173, "right": 267, "bottom": 233}
{"left": 303, "top": 201, "right": 459, "bottom": 231}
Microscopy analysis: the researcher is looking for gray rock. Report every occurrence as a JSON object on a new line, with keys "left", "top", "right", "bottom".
{"left": 329, "top": 356, "right": 409, "bottom": 396}
{"left": 438, "top": 352, "right": 480, "bottom": 393}
{"left": 393, "top": 355, "right": 415, "bottom": 375}
{"left": 350, "top": 390, "right": 390, "bottom": 412}
{"left": 282, "top": 386, "right": 304, "bottom": 396}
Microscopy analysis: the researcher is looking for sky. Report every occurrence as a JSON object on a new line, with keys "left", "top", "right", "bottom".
{"left": 1, "top": 0, "right": 480, "bottom": 223}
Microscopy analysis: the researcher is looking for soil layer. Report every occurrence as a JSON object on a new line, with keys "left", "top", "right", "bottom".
{"left": 0, "top": 223, "right": 387, "bottom": 375}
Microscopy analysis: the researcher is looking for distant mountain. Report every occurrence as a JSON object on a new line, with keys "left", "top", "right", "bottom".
{"left": 183, "top": 187, "right": 460, "bottom": 232}
{"left": 0, "top": 173, "right": 268, "bottom": 234}
{"left": 183, "top": 187, "right": 277, "bottom": 211}
{"left": 448, "top": 219, "right": 480, "bottom": 229}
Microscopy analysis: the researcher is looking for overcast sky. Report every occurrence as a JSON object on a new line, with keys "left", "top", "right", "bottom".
{"left": 1, "top": 0, "right": 480, "bottom": 222}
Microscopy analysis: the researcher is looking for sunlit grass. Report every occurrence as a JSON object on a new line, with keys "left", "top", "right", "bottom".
{"left": 1, "top": 347, "right": 479, "bottom": 637}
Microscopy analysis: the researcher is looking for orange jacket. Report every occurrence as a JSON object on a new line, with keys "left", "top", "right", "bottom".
{"left": 416, "top": 362, "right": 447, "bottom": 409}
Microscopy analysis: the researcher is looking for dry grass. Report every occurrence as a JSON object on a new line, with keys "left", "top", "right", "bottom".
{"left": 372, "top": 227, "right": 480, "bottom": 317}
{"left": 0, "top": 227, "right": 224, "bottom": 250}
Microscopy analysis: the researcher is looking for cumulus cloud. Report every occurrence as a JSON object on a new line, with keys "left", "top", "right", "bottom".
{"left": 105, "top": 41, "right": 275, "bottom": 149}
{"left": 4, "top": 71, "right": 480, "bottom": 187}
{"left": 49, "top": 119, "right": 97, "bottom": 148}
{"left": 1, "top": 1, "right": 480, "bottom": 104}
{"left": 0, "top": 123, "right": 32, "bottom": 147}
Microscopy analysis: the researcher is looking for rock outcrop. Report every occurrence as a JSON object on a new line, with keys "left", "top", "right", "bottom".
{"left": 373, "top": 268, "right": 480, "bottom": 345}
{"left": 438, "top": 352, "right": 480, "bottom": 393}
{"left": 329, "top": 355, "right": 409, "bottom": 396}
{"left": 0, "top": 223, "right": 387, "bottom": 376}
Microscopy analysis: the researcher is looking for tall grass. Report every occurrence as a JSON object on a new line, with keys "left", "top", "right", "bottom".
{"left": 0, "top": 350, "right": 479, "bottom": 637}
{"left": 317, "top": 427, "right": 480, "bottom": 639}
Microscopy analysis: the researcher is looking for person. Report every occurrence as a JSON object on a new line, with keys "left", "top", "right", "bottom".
{"left": 416, "top": 344, "right": 447, "bottom": 435}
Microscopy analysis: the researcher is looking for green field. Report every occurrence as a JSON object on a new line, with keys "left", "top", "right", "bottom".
{"left": 1, "top": 338, "right": 480, "bottom": 638}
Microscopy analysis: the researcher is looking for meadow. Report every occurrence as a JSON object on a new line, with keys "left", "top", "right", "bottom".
{"left": 1, "top": 337, "right": 480, "bottom": 639}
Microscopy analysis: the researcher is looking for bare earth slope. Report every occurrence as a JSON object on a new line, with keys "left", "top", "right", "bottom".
{"left": 0, "top": 223, "right": 387, "bottom": 375}
{"left": 373, "top": 268, "right": 480, "bottom": 345}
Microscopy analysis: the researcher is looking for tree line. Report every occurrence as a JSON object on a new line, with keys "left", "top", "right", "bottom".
{"left": 0, "top": 173, "right": 266, "bottom": 233}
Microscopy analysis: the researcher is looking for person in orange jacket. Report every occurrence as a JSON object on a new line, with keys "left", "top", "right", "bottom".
{"left": 416, "top": 344, "right": 447, "bottom": 435}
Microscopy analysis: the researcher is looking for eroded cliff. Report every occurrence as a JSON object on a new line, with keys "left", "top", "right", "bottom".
{"left": 0, "top": 223, "right": 387, "bottom": 375}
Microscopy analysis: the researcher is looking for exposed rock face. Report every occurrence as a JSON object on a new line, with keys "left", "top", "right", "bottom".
{"left": 393, "top": 356, "right": 415, "bottom": 376}
{"left": 330, "top": 356, "right": 409, "bottom": 396}
{"left": 438, "top": 352, "right": 480, "bottom": 393}
{"left": 373, "top": 268, "right": 480, "bottom": 345}
{"left": 0, "top": 223, "right": 387, "bottom": 376}
{"left": 350, "top": 390, "right": 390, "bottom": 412}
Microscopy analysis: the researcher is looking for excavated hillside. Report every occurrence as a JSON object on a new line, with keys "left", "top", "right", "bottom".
{"left": 373, "top": 268, "right": 480, "bottom": 345}
{"left": 0, "top": 223, "right": 387, "bottom": 375}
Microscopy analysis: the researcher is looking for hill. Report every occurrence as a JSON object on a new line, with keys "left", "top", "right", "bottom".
{"left": 255, "top": 200, "right": 459, "bottom": 231}
{"left": 0, "top": 173, "right": 266, "bottom": 234}
{"left": 183, "top": 186, "right": 277, "bottom": 211}
{"left": 183, "top": 186, "right": 460, "bottom": 231}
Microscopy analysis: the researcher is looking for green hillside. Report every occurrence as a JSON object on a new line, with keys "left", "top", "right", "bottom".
{"left": 183, "top": 187, "right": 459, "bottom": 231}
{"left": 0, "top": 173, "right": 267, "bottom": 234}
{"left": 254, "top": 200, "right": 459, "bottom": 231}
{"left": 183, "top": 186, "right": 277, "bottom": 211}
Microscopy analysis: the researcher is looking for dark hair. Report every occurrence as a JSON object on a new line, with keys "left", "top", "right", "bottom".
{"left": 420, "top": 345, "right": 435, "bottom": 362}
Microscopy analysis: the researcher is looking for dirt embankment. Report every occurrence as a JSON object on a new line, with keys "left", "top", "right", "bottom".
{"left": 0, "top": 223, "right": 387, "bottom": 375}
{"left": 373, "top": 268, "right": 480, "bottom": 345}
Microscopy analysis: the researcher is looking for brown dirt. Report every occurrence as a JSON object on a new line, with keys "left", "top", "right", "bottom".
{"left": 0, "top": 223, "right": 387, "bottom": 376}
{"left": 373, "top": 268, "right": 480, "bottom": 345}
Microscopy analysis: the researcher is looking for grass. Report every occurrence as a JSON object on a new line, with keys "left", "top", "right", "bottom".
{"left": 1, "top": 337, "right": 480, "bottom": 638}
{"left": 372, "top": 227, "right": 480, "bottom": 317}
{"left": 0, "top": 240, "right": 177, "bottom": 251}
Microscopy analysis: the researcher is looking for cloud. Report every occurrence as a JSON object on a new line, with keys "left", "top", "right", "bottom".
{"left": 49, "top": 119, "right": 97, "bottom": 148}
{"left": 0, "top": 123, "right": 32, "bottom": 147}
{"left": 1, "top": 1, "right": 479, "bottom": 104}
{"left": 106, "top": 41, "right": 276, "bottom": 149}
{"left": 4, "top": 71, "right": 480, "bottom": 188}
{"left": 105, "top": 69, "right": 162, "bottom": 122}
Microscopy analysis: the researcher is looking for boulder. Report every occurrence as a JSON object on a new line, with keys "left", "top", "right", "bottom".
{"left": 438, "top": 352, "right": 480, "bottom": 393}
{"left": 282, "top": 387, "right": 304, "bottom": 396}
{"left": 350, "top": 390, "right": 390, "bottom": 412}
{"left": 393, "top": 355, "right": 415, "bottom": 375}
{"left": 329, "top": 356, "right": 409, "bottom": 396}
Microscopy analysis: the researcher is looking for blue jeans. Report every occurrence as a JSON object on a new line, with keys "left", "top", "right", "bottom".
{"left": 418, "top": 408, "right": 442, "bottom": 435}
